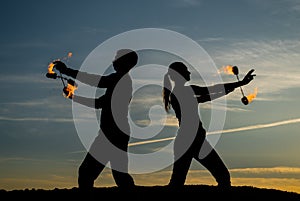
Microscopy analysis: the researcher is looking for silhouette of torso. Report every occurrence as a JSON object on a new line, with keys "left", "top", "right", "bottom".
{"left": 170, "top": 85, "right": 206, "bottom": 154}
{"left": 96, "top": 72, "right": 132, "bottom": 150}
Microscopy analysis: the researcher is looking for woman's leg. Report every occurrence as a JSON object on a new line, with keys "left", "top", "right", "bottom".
{"left": 195, "top": 140, "right": 231, "bottom": 187}
{"left": 169, "top": 149, "right": 193, "bottom": 187}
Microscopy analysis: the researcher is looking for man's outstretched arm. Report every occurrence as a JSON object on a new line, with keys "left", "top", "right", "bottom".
{"left": 69, "top": 95, "right": 105, "bottom": 109}
{"left": 53, "top": 61, "right": 112, "bottom": 88}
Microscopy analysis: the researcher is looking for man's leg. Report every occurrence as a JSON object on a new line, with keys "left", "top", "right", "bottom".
{"left": 78, "top": 152, "right": 106, "bottom": 190}
{"left": 110, "top": 146, "right": 135, "bottom": 189}
{"left": 111, "top": 169, "right": 135, "bottom": 188}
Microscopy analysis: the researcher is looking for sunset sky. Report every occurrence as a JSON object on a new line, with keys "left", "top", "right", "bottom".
{"left": 1, "top": 0, "right": 300, "bottom": 194}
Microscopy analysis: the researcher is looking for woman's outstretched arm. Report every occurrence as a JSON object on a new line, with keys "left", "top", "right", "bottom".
{"left": 192, "top": 69, "right": 255, "bottom": 103}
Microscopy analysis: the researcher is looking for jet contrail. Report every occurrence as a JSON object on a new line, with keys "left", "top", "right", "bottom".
{"left": 208, "top": 118, "right": 300, "bottom": 135}
{"left": 129, "top": 137, "right": 175, "bottom": 147}
{"left": 129, "top": 118, "right": 300, "bottom": 147}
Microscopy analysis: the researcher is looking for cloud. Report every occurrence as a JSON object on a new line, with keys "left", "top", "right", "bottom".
{"left": 210, "top": 38, "right": 300, "bottom": 98}
{"left": 291, "top": 3, "right": 300, "bottom": 12}
{"left": 174, "top": 0, "right": 203, "bottom": 7}
{"left": 0, "top": 115, "right": 99, "bottom": 123}
{"left": 3, "top": 101, "right": 47, "bottom": 107}
{"left": 230, "top": 166, "right": 300, "bottom": 177}
{"left": 0, "top": 116, "right": 75, "bottom": 123}
{"left": 186, "top": 166, "right": 300, "bottom": 180}
{"left": 0, "top": 96, "right": 73, "bottom": 121}
{"left": 200, "top": 102, "right": 251, "bottom": 112}
{"left": 1, "top": 97, "right": 70, "bottom": 108}
{"left": 198, "top": 37, "right": 224, "bottom": 43}
{"left": 0, "top": 73, "right": 56, "bottom": 84}
{"left": 184, "top": 167, "right": 300, "bottom": 193}
{"left": 134, "top": 114, "right": 178, "bottom": 127}
{"left": 0, "top": 157, "right": 45, "bottom": 163}
{"left": 245, "top": 0, "right": 300, "bottom": 14}
{"left": 130, "top": 96, "right": 162, "bottom": 105}
{"left": 1, "top": 41, "right": 55, "bottom": 50}
{"left": 80, "top": 26, "right": 108, "bottom": 35}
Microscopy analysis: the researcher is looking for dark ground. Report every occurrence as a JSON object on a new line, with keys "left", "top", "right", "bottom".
{"left": 1, "top": 185, "right": 300, "bottom": 201}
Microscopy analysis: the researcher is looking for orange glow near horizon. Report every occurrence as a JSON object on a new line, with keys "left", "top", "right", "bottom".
{"left": 1, "top": 167, "right": 300, "bottom": 194}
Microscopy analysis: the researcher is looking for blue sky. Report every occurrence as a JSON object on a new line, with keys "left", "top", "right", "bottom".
{"left": 1, "top": 0, "right": 300, "bottom": 193}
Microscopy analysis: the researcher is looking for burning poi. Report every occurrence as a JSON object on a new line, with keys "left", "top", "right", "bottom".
{"left": 219, "top": 65, "right": 257, "bottom": 105}
{"left": 46, "top": 52, "right": 77, "bottom": 99}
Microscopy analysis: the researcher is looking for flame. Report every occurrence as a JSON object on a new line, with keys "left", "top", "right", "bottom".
{"left": 61, "top": 52, "right": 73, "bottom": 61}
{"left": 219, "top": 65, "right": 234, "bottom": 75}
{"left": 48, "top": 62, "right": 55, "bottom": 74}
{"left": 246, "top": 87, "right": 258, "bottom": 103}
{"left": 47, "top": 52, "right": 72, "bottom": 74}
{"left": 64, "top": 83, "right": 78, "bottom": 99}
{"left": 67, "top": 52, "right": 72, "bottom": 58}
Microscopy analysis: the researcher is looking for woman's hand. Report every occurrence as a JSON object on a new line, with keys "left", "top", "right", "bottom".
{"left": 241, "top": 69, "right": 256, "bottom": 85}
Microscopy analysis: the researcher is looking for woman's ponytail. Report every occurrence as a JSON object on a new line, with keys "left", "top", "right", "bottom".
{"left": 163, "top": 73, "right": 172, "bottom": 112}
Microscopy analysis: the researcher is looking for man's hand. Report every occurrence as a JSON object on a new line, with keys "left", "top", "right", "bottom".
{"left": 53, "top": 60, "right": 68, "bottom": 74}
{"left": 241, "top": 69, "right": 256, "bottom": 85}
{"left": 63, "top": 86, "right": 74, "bottom": 99}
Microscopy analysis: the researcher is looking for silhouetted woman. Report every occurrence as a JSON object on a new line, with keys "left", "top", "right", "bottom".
{"left": 163, "top": 62, "right": 255, "bottom": 188}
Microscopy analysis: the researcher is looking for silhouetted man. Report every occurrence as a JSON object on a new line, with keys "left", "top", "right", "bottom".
{"left": 53, "top": 49, "right": 138, "bottom": 191}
